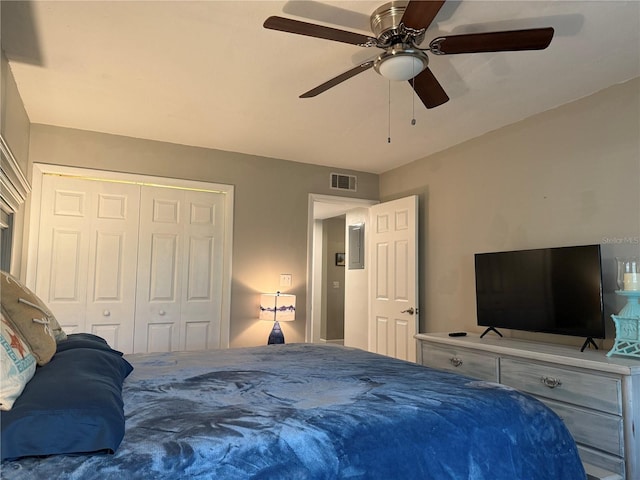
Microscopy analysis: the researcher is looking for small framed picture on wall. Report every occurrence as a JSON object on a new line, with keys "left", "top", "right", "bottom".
{"left": 335, "top": 253, "right": 345, "bottom": 266}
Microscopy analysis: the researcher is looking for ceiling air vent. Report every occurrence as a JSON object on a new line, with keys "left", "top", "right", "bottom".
{"left": 330, "top": 173, "right": 357, "bottom": 192}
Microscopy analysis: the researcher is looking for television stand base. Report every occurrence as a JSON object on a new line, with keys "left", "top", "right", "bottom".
{"left": 480, "top": 327, "right": 503, "bottom": 338}
{"left": 581, "top": 337, "right": 599, "bottom": 352}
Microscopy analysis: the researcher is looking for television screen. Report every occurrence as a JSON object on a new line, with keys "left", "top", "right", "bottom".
{"left": 474, "top": 244, "right": 604, "bottom": 340}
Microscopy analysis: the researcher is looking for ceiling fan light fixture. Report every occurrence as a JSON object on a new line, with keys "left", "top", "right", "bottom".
{"left": 374, "top": 48, "right": 428, "bottom": 81}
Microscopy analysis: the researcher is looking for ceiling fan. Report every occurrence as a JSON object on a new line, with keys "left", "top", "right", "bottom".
{"left": 263, "top": 0, "right": 554, "bottom": 109}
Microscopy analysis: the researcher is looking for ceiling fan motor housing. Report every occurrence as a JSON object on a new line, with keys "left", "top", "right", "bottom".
{"left": 370, "top": 1, "right": 409, "bottom": 43}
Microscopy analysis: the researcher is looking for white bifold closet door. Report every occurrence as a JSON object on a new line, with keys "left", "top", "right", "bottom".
{"left": 134, "top": 186, "right": 225, "bottom": 353}
{"left": 36, "top": 175, "right": 140, "bottom": 352}
{"left": 34, "top": 173, "right": 227, "bottom": 354}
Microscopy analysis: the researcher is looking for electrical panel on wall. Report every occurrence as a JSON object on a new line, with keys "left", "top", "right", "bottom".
{"left": 348, "top": 224, "right": 365, "bottom": 269}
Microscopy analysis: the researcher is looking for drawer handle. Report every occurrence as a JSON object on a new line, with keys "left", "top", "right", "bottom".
{"left": 541, "top": 376, "right": 562, "bottom": 388}
{"left": 450, "top": 357, "right": 463, "bottom": 367}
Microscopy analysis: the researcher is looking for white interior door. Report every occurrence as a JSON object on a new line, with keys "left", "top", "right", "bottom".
{"left": 368, "top": 195, "right": 418, "bottom": 362}
{"left": 35, "top": 174, "right": 140, "bottom": 352}
{"left": 134, "top": 186, "right": 226, "bottom": 353}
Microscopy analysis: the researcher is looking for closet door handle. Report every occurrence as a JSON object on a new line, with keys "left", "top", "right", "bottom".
{"left": 159, "top": 310, "right": 166, "bottom": 316}
{"left": 103, "top": 310, "right": 111, "bottom": 317}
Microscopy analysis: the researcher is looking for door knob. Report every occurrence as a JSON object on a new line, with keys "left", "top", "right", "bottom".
{"left": 401, "top": 307, "right": 415, "bottom": 315}
{"left": 159, "top": 310, "right": 166, "bottom": 316}
{"left": 103, "top": 310, "right": 110, "bottom": 317}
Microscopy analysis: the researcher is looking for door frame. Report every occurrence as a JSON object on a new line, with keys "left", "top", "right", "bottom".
{"left": 25, "top": 163, "right": 235, "bottom": 347}
{"left": 306, "top": 193, "right": 378, "bottom": 344}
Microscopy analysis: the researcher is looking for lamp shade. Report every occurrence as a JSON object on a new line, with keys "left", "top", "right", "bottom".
{"left": 259, "top": 293, "right": 296, "bottom": 322}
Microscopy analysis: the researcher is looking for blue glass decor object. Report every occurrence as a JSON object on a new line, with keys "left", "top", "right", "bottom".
{"left": 607, "top": 290, "right": 640, "bottom": 358}
{"left": 260, "top": 292, "right": 295, "bottom": 345}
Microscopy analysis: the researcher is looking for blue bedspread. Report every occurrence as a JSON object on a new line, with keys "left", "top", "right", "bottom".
{"left": 1, "top": 343, "right": 585, "bottom": 479}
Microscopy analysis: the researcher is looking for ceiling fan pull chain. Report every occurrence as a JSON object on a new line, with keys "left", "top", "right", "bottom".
{"left": 388, "top": 81, "right": 392, "bottom": 144}
{"left": 411, "top": 70, "right": 417, "bottom": 126}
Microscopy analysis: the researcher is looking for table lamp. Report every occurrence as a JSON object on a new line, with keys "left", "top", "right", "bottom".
{"left": 259, "top": 291, "right": 295, "bottom": 345}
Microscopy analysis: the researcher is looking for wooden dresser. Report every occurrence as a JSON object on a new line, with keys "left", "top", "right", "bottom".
{"left": 416, "top": 333, "right": 640, "bottom": 480}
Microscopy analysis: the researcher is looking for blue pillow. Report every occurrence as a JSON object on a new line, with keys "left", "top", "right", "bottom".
{"left": 55, "top": 333, "right": 123, "bottom": 355}
{"left": 0, "top": 347, "right": 133, "bottom": 460}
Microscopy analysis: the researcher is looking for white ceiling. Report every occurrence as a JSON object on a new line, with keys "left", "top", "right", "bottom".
{"left": 2, "top": 1, "right": 639, "bottom": 174}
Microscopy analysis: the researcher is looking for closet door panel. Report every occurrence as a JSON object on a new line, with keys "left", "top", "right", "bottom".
{"left": 36, "top": 176, "right": 92, "bottom": 333}
{"left": 148, "top": 233, "right": 179, "bottom": 301}
{"left": 36, "top": 175, "right": 140, "bottom": 350}
{"left": 181, "top": 190, "right": 226, "bottom": 351}
{"left": 184, "top": 321, "right": 209, "bottom": 351}
{"left": 135, "top": 187, "right": 227, "bottom": 352}
{"left": 186, "top": 236, "right": 213, "bottom": 301}
{"left": 135, "top": 188, "right": 183, "bottom": 353}
{"left": 85, "top": 182, "right": 140, "bottom": 354}
{"left": 92, "top": 232, "right": 125, "bottom": 301}
{"left": 49, "top": 229, "right": 84, "bottom": 302}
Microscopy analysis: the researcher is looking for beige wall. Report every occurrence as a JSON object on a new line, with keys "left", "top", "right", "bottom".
{"left": 1, "top": 51, "right": 31, "bottom": 276}
{"left": 1, "top": 52, "right": 30, "bottom": 170}
{"left": 380, "top": 77, "right": 640, "bottom": 346}
{"left": 26, "top": 124, "right": 379, "bottom": 347}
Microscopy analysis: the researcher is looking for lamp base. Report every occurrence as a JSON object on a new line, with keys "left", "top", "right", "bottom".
{"left": 267, "top": 320, "right": 285, "bottom": 345}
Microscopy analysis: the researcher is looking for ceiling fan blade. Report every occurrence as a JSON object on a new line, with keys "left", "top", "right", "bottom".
{"left": 401, "top": 0, "right": 446, "bottom": 30}
{"left": 411, "top": 68, "right": 449, "bottom": 109}
{"left": 430, "top": 27, "right": 554, "bottom": 55}
{"left": 300, "top": 61, "right": 374, "bottom": 98}
{"left": 264, "top": 16, "right": 375, "bottom": 46}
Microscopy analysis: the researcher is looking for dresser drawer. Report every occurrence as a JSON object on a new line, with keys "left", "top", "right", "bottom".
{"left": 500, "top": 358, "right": 622, "bottom": 414}
{"left": 579, "top": 445, "right": 626, "bottom": 480}
{"left": 420, "top": 343, "right": 498, "bottom": 382}
{"left": 542, "top": 399, "right": 624, "bottom": 457}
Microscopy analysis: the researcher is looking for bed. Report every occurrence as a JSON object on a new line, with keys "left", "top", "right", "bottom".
{"left": 1, "top": 336, "right": 586, "bottom": 480}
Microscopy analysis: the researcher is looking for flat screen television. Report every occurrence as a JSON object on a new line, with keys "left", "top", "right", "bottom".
{"left": 474, "top": 244, "right": 604, "bottom": 350}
